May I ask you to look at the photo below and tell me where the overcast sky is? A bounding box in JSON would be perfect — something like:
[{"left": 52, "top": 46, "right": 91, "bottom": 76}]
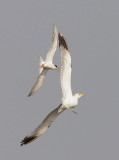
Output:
[{"left": 0, "top": 0, "right": 119, "bottom": 160}]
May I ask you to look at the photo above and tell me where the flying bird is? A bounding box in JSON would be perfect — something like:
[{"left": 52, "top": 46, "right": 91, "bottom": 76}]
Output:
[
  {"left": 58, "top": 33, "right": 85, "bottom": 114},
  {"left": 21, "top": 33, "right": 85, "bottom": 146},
  {"left": 28, "top": 25, "right": 59, "bottom": 97}
]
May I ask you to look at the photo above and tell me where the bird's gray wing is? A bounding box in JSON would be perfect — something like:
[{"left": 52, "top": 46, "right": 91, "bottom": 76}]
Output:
[
  {"left": 21, "top": 104, "right": 65, "bottom": 146},
  {"left": 28, "top": 69, "right": 48, "bottom": 97},
  {"left": 45, "top": 25, "right": 58, "bottom": 62}
]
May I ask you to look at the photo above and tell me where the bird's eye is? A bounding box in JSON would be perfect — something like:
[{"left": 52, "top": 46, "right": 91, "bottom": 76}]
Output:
[{"left": 55, "top": 65, "right": 57, "bottom": 67}]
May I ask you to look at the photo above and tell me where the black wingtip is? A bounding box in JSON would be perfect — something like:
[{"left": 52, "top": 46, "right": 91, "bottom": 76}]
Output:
[
  {"left": 28, "top": 90, "right": 33, "bottom": 97},
  {"left": 27, "top": 93, "right": 31, "bottom": 97},
  {"left": 58, "top": 33, "right": 69, "bottom": 51},
  {"left": 20, "top": 136, "right": 37, "bottom": 146}
]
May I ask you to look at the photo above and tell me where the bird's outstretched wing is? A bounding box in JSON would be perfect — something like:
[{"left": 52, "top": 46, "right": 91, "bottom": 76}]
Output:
[
  {"left": 45, "top": 25, "right": 58, "bottom": 62},
  {"left": 28, "top": 69, "right": 48, "bottom": 97},
  {"left": 21, "top": 104, "right": 65, "bottom": 146},
  {"left": 58, "top": 33, "right": 72, "bottom": 98}
]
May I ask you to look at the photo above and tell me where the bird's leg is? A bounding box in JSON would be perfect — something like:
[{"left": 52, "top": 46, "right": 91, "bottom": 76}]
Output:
[
  {"left": 39, "top": 63, "right": 45, "bottom": 68},
  {"left": 42, "top": 64, "right": 44, "bottom": 67},
  {"left": 42, "top": 63, "right": 45, "bottom": 67},
  {"left": 72, "top": 110, "right": 77, "bottom": 114},
  {"left": 68, "top": 108, "right": 77, "bottom": 114},
  {"left": 39, "top": 64, "right": 44, "bottom": 70}
]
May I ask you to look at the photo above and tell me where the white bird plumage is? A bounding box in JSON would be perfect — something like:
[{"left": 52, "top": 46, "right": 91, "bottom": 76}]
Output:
[
  {"left": 58, "top": 33, "right": 85, "bottom": 113},
  {"left": 21, "top": 33, "right": 85, "bottom": 146},
  {"left": 28, "top": 25, "right": 59, "bottom": 97}
]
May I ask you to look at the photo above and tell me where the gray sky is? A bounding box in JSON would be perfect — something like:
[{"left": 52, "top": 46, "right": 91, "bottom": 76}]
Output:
[{"left": 0, "top": 0, "right": 119, "bottom": 159}]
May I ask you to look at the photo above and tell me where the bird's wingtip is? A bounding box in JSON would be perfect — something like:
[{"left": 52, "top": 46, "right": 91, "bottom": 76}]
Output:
[
  {"left": 58, "top": 33, "right": 62, "bottom": 38},
  {"left": 20, "top": 135, "right": 38, "bottom": 146},
  {"left": 28, "top": 92, "right": 32, "bottom": 97},
  {"left": 58, "top": 33, "right": 69, "bottom": 51},
  {"left": 53, "top": 24, "right": 57, "bottom": 33},
  {"left": 53, "top": 24, "right": 56, "bottom": 28}
]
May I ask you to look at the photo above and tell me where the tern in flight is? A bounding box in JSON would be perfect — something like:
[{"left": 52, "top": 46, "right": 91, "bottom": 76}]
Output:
[
  {"left": 28, "top": 25, "right": 59, "bottom": 97},
  {"left": 21, "top": 33, "right": 85, "bottom": 146}
]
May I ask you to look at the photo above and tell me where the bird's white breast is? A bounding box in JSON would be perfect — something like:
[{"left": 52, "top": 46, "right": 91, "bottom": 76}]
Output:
[
  {"left": 62, "top": 96, "right": 78, "bottom": 109},
  {"left": 41, "top": 62, "right": 55, "bottom": 70}
]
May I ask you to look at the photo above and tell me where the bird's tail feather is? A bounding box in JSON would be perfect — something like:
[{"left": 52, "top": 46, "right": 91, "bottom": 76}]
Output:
[{"left": 39, "top": 56, "right": 44, "bottom": 65}]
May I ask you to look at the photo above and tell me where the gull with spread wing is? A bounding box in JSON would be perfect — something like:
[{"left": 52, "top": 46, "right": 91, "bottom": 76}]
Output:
[
  {"left": 28, "top": 25, "right": 59, "bottom": 97},
  {"left": 21, "top": 33, "right": 85, "bottom": 146},
  {"left": 58, "top": 33, "right": 85, "bottom": 114}
]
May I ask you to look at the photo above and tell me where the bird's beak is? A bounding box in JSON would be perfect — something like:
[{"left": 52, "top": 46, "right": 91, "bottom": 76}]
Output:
[
  {"left": 56, "top": 67, "right": 59, "bottom": 71},
  {"left": 81, "top": 94, "right": 85, "bottom": 97}
]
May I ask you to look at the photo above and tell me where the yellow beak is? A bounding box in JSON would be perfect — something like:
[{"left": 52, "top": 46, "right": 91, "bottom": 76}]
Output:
[{"left": 81, "top": 94, "right": 85, "bottom": 97}]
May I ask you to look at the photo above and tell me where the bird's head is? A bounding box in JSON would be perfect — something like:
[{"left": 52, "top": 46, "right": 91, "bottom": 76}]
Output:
[{"left": 75, "top": 93, "right": 85, "bottom": 99}]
